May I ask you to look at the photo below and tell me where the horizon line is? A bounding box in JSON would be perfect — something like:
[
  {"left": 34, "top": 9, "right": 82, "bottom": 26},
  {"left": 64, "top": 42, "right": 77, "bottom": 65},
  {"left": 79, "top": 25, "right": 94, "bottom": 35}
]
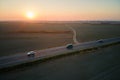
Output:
[{"left": 0, "top": 20, "right": 120, "bottom": 22}]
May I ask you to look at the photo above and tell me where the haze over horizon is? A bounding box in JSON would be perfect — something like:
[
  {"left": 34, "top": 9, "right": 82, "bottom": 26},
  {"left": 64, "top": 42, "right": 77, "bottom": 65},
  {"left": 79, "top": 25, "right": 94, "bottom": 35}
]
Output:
[{"left": 0, "top": 0, "right": 120, "bottom": 21}]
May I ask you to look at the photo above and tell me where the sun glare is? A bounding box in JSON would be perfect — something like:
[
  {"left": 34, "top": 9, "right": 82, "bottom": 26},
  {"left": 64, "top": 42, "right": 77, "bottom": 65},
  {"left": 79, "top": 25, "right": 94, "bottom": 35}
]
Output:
[{"left": 26, "top": 11, "right": 35, "bottom": 19}]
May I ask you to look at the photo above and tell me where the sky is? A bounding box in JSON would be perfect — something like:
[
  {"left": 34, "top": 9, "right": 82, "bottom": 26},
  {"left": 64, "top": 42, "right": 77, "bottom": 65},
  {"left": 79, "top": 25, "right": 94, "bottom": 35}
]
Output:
[{"left": 0, "top": 0, "right": 120, "bottom": 21}]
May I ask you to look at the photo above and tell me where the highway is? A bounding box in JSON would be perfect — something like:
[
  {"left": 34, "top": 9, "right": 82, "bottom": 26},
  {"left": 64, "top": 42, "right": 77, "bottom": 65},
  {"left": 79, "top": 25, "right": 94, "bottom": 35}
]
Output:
[{"left": 0, "top": 37, "right": 120, "bottom": 69}]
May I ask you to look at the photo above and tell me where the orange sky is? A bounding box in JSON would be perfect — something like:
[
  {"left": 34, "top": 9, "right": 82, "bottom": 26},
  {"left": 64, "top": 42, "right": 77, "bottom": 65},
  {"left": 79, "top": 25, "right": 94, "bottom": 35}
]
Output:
[{"left": 0, "top": 0, "right": 120, "bottom": 21}]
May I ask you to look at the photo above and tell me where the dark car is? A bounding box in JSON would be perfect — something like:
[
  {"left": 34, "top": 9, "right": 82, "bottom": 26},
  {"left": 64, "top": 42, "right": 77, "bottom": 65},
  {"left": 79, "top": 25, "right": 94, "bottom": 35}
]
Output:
[
  {"left": 98, "top": 40, "right": 104, "bottom": 43},
  {"left": 66, "top": 44, "right": 73, "bottom": 49}
]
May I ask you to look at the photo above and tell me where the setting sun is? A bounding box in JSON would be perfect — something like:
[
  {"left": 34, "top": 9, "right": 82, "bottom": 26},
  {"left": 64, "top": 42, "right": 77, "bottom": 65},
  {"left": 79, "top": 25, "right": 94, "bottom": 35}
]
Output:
[{"left": 26, "top": 11, "right": 35, "bottom": 19}]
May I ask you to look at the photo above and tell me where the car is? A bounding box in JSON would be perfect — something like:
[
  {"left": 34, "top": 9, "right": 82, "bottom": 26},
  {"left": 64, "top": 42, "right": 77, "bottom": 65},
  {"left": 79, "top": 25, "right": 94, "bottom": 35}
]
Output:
[
  {"left": 27, "top": 51, "right": 36, "bottom": 56},
  {"left": 97, "top": 40, "right": 104, "bottom": 43},
  {"left": 66, "top": 44, "right": 73, "bottom": 49}
]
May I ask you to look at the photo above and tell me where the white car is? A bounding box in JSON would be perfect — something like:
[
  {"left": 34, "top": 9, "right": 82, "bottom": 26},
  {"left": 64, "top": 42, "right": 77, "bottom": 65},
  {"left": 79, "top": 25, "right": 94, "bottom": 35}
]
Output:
[{"left": 27, "top": 51, "right": 36, "bottom": 56}]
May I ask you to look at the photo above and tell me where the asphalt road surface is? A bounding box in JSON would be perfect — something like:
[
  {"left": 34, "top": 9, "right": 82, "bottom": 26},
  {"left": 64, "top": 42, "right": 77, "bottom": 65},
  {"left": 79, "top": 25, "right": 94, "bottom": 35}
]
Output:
[
  {"left": 0, "top": 37, "right": 120, "bottom": 69},
  {"left": 0, "top": 40, "right": 120, "bottom": 80}
]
